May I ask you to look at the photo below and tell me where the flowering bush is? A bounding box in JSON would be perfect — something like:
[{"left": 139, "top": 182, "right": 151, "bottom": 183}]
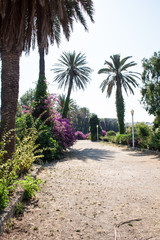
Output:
[
  {"left": 102, "top": 130, "right": 106, "bottom": 136},
  {"left": 52, "top": 118, "right": 76, "bottom": 149},
  {"left": 22, "top": 93, "right": 76, "bottom": 160},
  {"left": 75, "top": 131, "right": 90, "bottom": 140}
]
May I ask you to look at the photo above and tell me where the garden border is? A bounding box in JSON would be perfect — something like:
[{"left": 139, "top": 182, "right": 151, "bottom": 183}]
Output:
[{"left": 0, "top": 164, "right": 42, "bottom": 235}]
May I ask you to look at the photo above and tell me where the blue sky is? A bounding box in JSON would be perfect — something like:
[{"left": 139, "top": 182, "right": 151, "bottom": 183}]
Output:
[{"left": 20, "top": 0, "right": 160, "bottom": 123}]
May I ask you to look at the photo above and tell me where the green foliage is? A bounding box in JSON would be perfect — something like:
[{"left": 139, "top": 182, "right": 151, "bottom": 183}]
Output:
[
  {"left": 15, "top": 202, "right": 24, "bottom": 215},
  {"left": 19, "top": 175, "right": 42, "bottom": 200},
  {"left": 116, "top": 91, "right": 125, "bottom": 134},
  {"left": 36, "top": 124, "right": 60, "bottom": 160},
  {"left": 0, "top": 118, "right": 43, "bottom": 211},
  {"left": 16, "top": 114, "right": 60, "bottom": 161},
  {"left": 102, "top": 135, "right": 116, "bottom": 143},
  {"left": 141, "top": 52, "right": 160, "bottom": 124},
  {"left": 0, "top": 180, "right": 9, "bottom": 211},
  {"left": 33, "top": 76, "right": 48, "bottom": 118},
  {"left": 89, "top": 114, "right": 102, "bottom": 141},
  {"left": 17, "top": 88, "right": 35, "bottom": 117},
  {"left": 149, "top": 127, "right": 160, "bottom": 151},
  {"left": 52, "top": 51, "right": 92, "bottom": 119},
  {"left": 98, "top": 54, "right": 139, "bottom": 134},
  {"left": 126, "top": 123, "right": 151, "bottom": 148},
  {"left": 107, "top": 130, "right": 116, "bottom": 136},
  {"left": 115, "top": 134, "right": 131, "bottom": 145},
  {"left": 100, "top": 118, "right": 119, "bottom": 132}
]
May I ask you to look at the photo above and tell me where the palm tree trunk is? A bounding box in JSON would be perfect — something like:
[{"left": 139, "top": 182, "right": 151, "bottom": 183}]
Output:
[
  {"left": 0, "top": 48, "right": 20, "bottom": 159},
  {"left": 116, "top": 89, "right": 125, "bottom": 134},
  {"left": 62, "top": 80, "right": 73, "bottom": 118}
]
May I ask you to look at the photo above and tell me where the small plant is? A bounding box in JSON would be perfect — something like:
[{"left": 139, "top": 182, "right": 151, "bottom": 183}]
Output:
[
  {"left": 15, "top": 202, "right": 24, "bottom": 215},
  {"left": 33, "top": 226, "right": 38, "bottom": 231},
  {"left": 19, "top": 175, "right": 42, "bottom": 200}
]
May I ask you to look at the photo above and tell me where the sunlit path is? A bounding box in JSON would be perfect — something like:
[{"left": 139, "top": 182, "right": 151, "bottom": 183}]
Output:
[{"left": 1, "top": 140, "right": 160, "bottom": 240}]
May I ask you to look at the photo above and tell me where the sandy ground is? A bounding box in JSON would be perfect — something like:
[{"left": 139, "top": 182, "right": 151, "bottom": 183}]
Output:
[{"left": 1, "top": 140, "right": 160, "bottom": 240}]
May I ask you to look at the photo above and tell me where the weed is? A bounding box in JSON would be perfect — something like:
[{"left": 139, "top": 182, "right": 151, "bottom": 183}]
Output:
[{"left": 15, "top": 202, "right": 24, "bottom": 215}]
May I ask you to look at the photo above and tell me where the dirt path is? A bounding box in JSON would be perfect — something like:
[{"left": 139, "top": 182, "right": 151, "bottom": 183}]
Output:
[{"left": 1, "top": 140, "right": 160, "bottom": 240}]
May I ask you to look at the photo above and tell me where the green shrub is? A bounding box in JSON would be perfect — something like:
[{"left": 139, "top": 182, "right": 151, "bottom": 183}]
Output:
[
  {"left": 16, "top": 114, "right": 61, "bottom": 161},
  {"left": 102, "top": 135, "right": 117, "bottom": 143},
  {"left": 15, "top": 202, "right": 24, "bottom": 215},
  {"left": 106, "top": 130, "right": 116, "bottom": 136},
  {"left": 115, "top": 134, "right": 131, "bottom": 145},
  {"left": 126, "top": 123, "right": 152, "bottom": 148},
  {"left": 0, "top": 181, "right": 9, "bottom": 211},
  {"left": 19, "top": 175, "right": 42, "bottom": 200},
  {"left": 36, "top": 124, "right": 60, "bottom": 160},
  {"left": 149, "top": 127, "right": 160, "bottom": 151}
]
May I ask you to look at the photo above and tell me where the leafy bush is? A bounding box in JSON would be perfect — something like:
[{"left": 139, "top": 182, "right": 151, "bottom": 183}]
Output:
[
  {"left": 149, "top": 127, "right": 160, "bottom": 150},
  {"left": 102, "top": 135, "right": 116, "bottom": 143},
  {"left": 22, "top": 93, "right": 77, "bottom": 161},
  {"left": 126, "top": 123, "right": 151, "bottom": 148},
  {"left": 115, "top": 134, "right": 131, "bottom": 145},
  {"left": 15, "top": 202, "right": 24, "bottom": 215},
  {"left": 106, "top": 130, "right": 116, "bottom": 136},
  {"left": 36, "top": 123, "right": 60, "bottom": 160},
  {"left": 0, "top": 180, "right": 9, "bottom": 211},
  {"left": 19, "top": 175, "right": 42, "bottom": 200}
]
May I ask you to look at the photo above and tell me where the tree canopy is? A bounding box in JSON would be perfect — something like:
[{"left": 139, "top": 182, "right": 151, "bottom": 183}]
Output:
[{"left": 141, "top": 51, "right": 160, "bottom": 126}]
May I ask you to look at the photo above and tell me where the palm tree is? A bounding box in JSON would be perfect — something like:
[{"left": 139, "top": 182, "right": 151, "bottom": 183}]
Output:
[
  {"left": 52, "top": 51, "right": 92, "bottom": 118},
  {"left": 0, "top": 0, "right": 94, "bottom": 159},
  {"left": 98, "top": 54, "right": 140, "bottom": 134}
]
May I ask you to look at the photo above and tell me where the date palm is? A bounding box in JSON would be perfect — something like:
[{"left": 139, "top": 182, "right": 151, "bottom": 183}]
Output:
[
  {"left": 52, "top": 51, "right": 92, "bottom": 118},
  {"left": 0, "top": 0, "right": 94, "bottom": 158},
  {"left": 98, "top": 54, "right": 140, "bottom": 134}
]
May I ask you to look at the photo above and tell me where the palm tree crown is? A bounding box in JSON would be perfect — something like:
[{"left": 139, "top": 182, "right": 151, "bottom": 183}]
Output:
[
  {"left": 98, "top": 54, "right": 140, "bottom": 97},
  {"left": 98, "top": 54, "right": 140, "bottom": 134},
  {"left": 52, "top": 51, "right": 92, "bottom": 118},
  {"left": 52, "top": 51, "right": 92, "bottom": 90}
]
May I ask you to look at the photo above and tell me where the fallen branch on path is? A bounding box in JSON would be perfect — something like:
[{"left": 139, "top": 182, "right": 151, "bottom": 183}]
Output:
[{"left": 114, "top": 218, "right": 142, "bottom": 240}]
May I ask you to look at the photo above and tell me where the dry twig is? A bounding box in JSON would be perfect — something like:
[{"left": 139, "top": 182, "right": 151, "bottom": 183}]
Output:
[{"left": 114, "top": 218, "right": 142, "bottom": 240}]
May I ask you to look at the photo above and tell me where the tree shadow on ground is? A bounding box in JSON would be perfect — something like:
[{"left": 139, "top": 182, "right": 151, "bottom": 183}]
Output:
[
  {"left": 122, "top": 147, "right": 160, "bottom": 160},
  {"left": 43, "top": 147, "right": 116, "bottom": 168},
  {"left": 63, "top": 147, "right": 115, "bottom": 162}
]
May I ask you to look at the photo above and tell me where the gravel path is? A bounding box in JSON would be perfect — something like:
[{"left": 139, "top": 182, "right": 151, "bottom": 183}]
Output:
[{"left": 1, "top": 140, "right": 160, "bottom": 240}]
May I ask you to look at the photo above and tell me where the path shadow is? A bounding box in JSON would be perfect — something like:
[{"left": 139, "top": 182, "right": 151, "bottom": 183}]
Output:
[
  {"left": 43, "top": 147, "right": 116, "bottom": 168},
  {"left": 122, "top": 147, "right": 160, "bottom": 160},
  {"left": 63, "top": 147, "right": 115, "bottom": 162}
]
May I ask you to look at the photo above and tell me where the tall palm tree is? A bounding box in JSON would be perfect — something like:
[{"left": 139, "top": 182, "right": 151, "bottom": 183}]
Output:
[
  {"left": 98, "top": 54, "right": 140, "bottom": 134},
  {"left": 52, "top": 51, "right": 92, "bottom": 118},
  {"left": 0, "top": 0, "right": 94, "bottom": 159}
]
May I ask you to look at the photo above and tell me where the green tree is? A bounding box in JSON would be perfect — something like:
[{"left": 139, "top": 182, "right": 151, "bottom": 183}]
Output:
[
  {"left": 19, "top": 89, "right": 35, "bottom": 108},
  {"left": 52, "top": 51, "right": 92, "bottom": 118},
  {"left": 89, "top": 114, "right": 101, "bottom": 141},
  {"left": 17, "top": 88, "right": 35, "bottom": 117},
  {"left": 0, "top": 0, "right": 94, "bottom": 158},
  {"left": 98, "top": 54, "right": 140, "bottom": 134},
  {"left": 76, "top": 107, "right": 91, "bottom": 133},
  {"left": 141, "top": 51, "right": 160, "bottom": 127}
]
